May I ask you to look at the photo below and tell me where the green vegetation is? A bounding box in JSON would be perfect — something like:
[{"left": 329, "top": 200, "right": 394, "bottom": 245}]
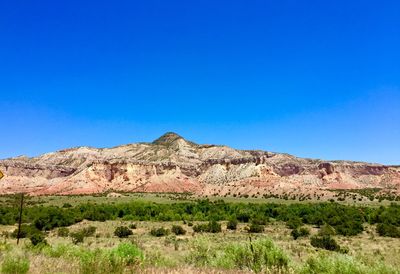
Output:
[
  {"left": 226, "top": 218, "right": 238, "bottom": 230},
  {"left": 300, "top": 253, "right": 398, "bottom": 274},
  {"left": 376, "top": 223, "right": 400, "bottom": 238},
  {"left": 171, "top": 225, "right": 186, "bottom": 235},
  {"left": 1, "top": 255, "right": 30, "bottom": 274},
  {"left": 187, "top": 236, "right": 289, "bottom": 272},
  {"left": 150, "top": 227, "right": 170, "bottom": 237},
  {"left": 0, "top": 195, "right": 400, "bottom": 273},
  {"left": 57, "top": 227, "right": 70, "bottom": 237},
  {"left": 247, "top": 222, "right": 264, "bottom": 233},
  {"left": 193, "top": 220, "right": 222, "bottom": 233},
  {"left": 291, "top": 227, "right": 310, "bottom": 239},
  {"left": 310, "top": 235, "right": 341, "bottom": 251},
  {"left": 1, "top": 198, "right": 400, "bottom": 239},
  {"left": 29, "top": 233, "right": 47, "bottom": 246},
  {"left": 114, "top": 226, "right": 133, "bottom": 238}
]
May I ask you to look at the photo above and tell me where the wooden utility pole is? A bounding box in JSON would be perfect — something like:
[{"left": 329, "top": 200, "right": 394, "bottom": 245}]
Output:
[{"left": 16, "top": 193, "right": 24, "bottom": 245}]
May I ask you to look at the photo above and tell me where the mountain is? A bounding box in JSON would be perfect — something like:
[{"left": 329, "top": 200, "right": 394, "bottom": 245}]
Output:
[{"left": 0, "top": 132, "right": 399, "bottom": 198}]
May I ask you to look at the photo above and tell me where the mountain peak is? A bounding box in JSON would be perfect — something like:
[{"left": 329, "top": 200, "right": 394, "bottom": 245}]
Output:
[{"left": 152, "top": 132, "right": 185, "bottom": 145}]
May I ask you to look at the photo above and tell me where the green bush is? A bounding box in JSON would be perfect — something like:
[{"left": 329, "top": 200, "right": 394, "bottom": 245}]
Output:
[
  {"left": 300, "top": 253, "right": 398, "bottom": 274},
  {"left": 247, "top": 223, "right": 264, "bottom": 233},
  {"left": 1, "top": 256, "right": 30, "bottom": 274},
  {"left": 286, "top": 217, "right": 303, "bottom": 229},
  {"left": 109, "top": 242, "right": 144, "bottom": 266},
  {"left": 150, "top": 227, "right": 169, "bottom": 237},
  {"left": 310, "top": 235, "right": 340, "bottom": 252},
  {"left": 193, "top": 221, "right": 221, "bottom": 233},
  {"left": 318, "top": 224, "right": 336, "bottom": 236},
  {"left": 81, "top": 226, "right": 97, "bottom": 237},
  {"left": 57, "top": 227, "right": 70, "bottom": 237},
  {"left": 208, "top": 220, "right": 222, "bottom": 233},
  {"left": 217, "top": 238, "right": 289, "bottom": 272},
  {"left": 171, "top": 225, "right": 186, "bottom": 235},
  {"left": 376, "top": 223, "right": 400, "bottom": 238},
  {"left": 42, "top": 243, "right": 143, "bottom": 274},
  {"left": 227, "top": 219, "right": 238, "bottom": 230},
  {"left": 129, "top": 223, "right": 137, "bottom": 229},
  {"left": 114, "top": 226, "right": 133, "bottom": 238},
  {"left": 193, "top": 223, "right": 209, "bottom": 233},
  {"left": 186, "top": 237, "right": 216, "bottom": 267},
  {"left": 291, "top": 227, "right": 310, "bottom": 240},
  {"left": 70, "top": 232, "right": 85, "bottom": 244},
  {"left": 30, "top": 233, "right": 47, "bottom": 246},
  {"left": 11, "top": 224, "right": 40, "bottom": 239},
  {"left": 251, "top": 217, "right": 268, "bottom": 226}
]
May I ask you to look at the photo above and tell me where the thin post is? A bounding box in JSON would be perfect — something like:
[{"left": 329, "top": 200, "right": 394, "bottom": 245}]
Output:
[{"left": 16, "top": 193, "right": 24, "bottom": 245}]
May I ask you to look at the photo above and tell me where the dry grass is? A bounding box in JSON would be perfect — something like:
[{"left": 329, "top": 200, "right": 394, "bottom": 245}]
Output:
[{"left": 1, "top": 219, "right": 399, "bottom": 273}]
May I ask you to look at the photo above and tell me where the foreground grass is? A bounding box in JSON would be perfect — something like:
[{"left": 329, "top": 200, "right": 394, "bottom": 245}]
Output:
[{"left": 1, "top": 220, "right": 399, "bottom": 273}]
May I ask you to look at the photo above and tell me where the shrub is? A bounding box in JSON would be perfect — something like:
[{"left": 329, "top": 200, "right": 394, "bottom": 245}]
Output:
[
  {"left": 11, "top": 224, "right": 40, "bottom": 239},
  {"left": 129, "top": 223, "right": 137, "bottom": 229},
  {"left": 193, "top": 221, "right": 221, "bottom": 233},
  {"left": 335, "top": 221, "right": 364, "bottom": 236},
  {"left": 114, "top": 226, "right": 133, "bottom": 238},
  {"left": 81, "top": 226, "right": 97, "bottom": 237},
  {"left": 109, "top": 242, "right": 144, "bottom": 266},
  {"left": 247, "top": 223, "right": 264, "bottom": 233},
  {"left": 208, "top": 220, "right": 222, "bottom": 233},
  {"left": 227, "top": 219, "right": 238, "bottom": 230},
  {"left": 251, "top": 217, "right": 268, "bottom": 226},
  {"left": 310, "top": 235, "right": 340, "bottom": 251},
  {"left": 1, "top": 256, "right": 30, "bottom": 274},
  {"left": 150, "top": 227, "right": 169, "bottom": 237},
  {"left": 171, "top": 225, "right": 186, "bottom": 235},
  {"left": 291, "top": 227, "right": 310, "bottom": 240},
  {"left": 300, "top": 253, "right": 398, "bottom": 274},
  {"left": 186, "top": 237, "right": 216, "bottom": 267},
  {"left": 57, "top": 227, "right": 70, "bottom": 237},
  {"left": 70, "top": 232, "right": 85, "bottom": 244},
  {"left": 376, "top": 223, "right": 400, "bottom": 238},
  {"left": 30, "top": 233, "right": 47, "bottom": 246},
  {"left": 218, "top": 238, "right": 289, "bottom": 272},
  {"left": 286, "top": 217, "right": 303, "bottom": 229},
  {"left": 318, "top": 224, "right": 336, "bottom": 236},
  {"left": 193, "top": 223, "right": 209, "bottom": 233}
]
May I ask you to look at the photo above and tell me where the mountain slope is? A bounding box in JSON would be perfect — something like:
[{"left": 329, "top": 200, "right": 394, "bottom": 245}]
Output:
[{"left": 0, "top": 132, "right": 399, "bottom": 198}]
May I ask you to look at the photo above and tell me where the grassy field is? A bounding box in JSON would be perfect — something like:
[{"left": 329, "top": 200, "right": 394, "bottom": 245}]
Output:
[
  {"left": 0, "top": 191, "right": 398, "bottom": 207},
  {"left": 1, "top": 194, "right": 400, "bottom": 273}
]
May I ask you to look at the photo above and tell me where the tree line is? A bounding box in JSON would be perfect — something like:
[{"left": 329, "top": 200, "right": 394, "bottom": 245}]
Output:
[{"left": 0, "top": 199, "right": 399, "bottom": 237}]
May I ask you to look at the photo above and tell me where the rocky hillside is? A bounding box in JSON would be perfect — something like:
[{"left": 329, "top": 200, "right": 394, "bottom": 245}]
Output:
[{"left": 0, "top": 132, "right": 399, "bottom": 198}]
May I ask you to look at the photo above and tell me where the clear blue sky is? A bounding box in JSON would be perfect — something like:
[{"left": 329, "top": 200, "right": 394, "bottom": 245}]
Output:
[{"left": 0, "top": 1, "right": 399, "bottom": 164}]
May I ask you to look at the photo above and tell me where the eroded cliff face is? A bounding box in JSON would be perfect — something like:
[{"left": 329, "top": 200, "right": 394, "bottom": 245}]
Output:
[{"left": 0, "top": 132, "right": 399, "bottom": 197}]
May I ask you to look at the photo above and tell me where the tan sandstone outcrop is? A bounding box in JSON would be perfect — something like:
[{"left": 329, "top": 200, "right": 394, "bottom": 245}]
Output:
[{"left": 0, "top": 132, "right": 399, "bottom": 197}]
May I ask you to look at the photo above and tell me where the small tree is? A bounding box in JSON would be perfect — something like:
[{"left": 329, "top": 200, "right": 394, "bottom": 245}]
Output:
[
  {"left": 247, "top": 223, "right": 264, "bottom": 233},
  {"left": 227, "top": 219, "right": 238, "bottom": 230},
  {"left": 114, "top": 226, "right": 133, "bottom": 238},
  {"left": 310, "top": 235, "right": 340, "bottom": 251},
  {"left": 318, "top": 224, "right": 336, "bottom": 236},
  {"left": 29, "top": 233, "right": 47, "bottom": 246},
  {"left": 150, "top": 227, "right": 169, "bottom": 237},
  {"left": 171, "top": 225, "right": 186, "bottom": 235},
  {"left": 208, "top": 221, "right": 222, "bottom": 233},
  {"left": 70, "top": 232, "right": 84, "bottom": 244},
  {"left": 81, "top": 226, "right": 97, "bottom": 237},
  {"left": 291, "top": 227, "right": 310, "bottom": 240}
]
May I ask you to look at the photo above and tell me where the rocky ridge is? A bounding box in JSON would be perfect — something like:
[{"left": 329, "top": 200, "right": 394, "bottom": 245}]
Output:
[{"left": 0, "top": 132, "right": 399, "bottom": 198}]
